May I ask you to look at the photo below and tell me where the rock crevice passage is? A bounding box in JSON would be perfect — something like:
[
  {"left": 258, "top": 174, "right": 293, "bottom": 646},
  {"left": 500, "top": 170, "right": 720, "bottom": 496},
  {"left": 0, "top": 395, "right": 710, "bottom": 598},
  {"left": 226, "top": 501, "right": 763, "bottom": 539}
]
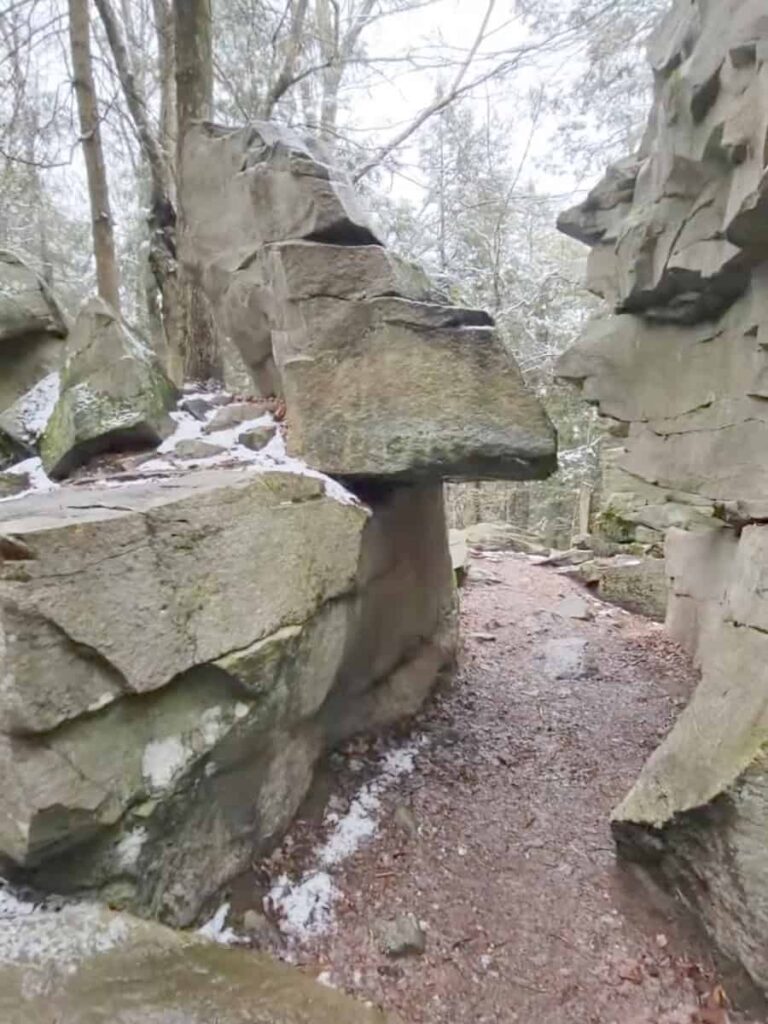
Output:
[
  {"left": 558, "top": 0, "right": 768, "bottom": 993},
  {"left": 227, "top": 552, "right": 765, "bottom": 1024}
]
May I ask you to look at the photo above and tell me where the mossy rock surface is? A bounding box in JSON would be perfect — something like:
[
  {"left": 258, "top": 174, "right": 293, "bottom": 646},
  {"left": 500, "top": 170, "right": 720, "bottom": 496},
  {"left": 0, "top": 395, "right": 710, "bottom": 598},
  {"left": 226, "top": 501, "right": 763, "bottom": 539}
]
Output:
[{"left": 40, "top": 298, "right": 177, "bottom": 478}]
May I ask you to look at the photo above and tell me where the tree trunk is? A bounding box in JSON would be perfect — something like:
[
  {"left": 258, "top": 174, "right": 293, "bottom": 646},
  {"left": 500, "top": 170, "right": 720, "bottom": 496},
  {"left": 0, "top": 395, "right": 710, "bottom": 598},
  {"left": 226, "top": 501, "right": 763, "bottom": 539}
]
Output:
[
  {"left": 94, "top": 0, "right": 178, "bottom": 368},
  {"left": 174, "top": 0, "right": 220, "bottom": 382},
  {"left": 68, "top": 0, "right": 121, "bottom": 313}
]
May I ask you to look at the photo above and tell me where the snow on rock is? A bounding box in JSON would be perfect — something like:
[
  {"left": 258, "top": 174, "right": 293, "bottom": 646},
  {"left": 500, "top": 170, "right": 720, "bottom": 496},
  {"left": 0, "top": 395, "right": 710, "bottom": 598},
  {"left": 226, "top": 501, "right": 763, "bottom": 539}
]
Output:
[
  {"left": 268, "top": 740, "right": 422, "bottom": 943},
  {"left": 0, "top": 879, "right": 130, "bottom": 971},
  {"left": 197, "top": 901, "right": 241, "bottom": 945},
  {"left": 0, "top": 386, "right": 359, "bottom": 508},
  {"left": 0, "top": 456, "right": 58, "bottom": 503},
  {"left": 133, "top": 394, "right": 359, "bottom": 507},
  {"left": 6, "top": 371, "right": 60, "bottom": 444}
]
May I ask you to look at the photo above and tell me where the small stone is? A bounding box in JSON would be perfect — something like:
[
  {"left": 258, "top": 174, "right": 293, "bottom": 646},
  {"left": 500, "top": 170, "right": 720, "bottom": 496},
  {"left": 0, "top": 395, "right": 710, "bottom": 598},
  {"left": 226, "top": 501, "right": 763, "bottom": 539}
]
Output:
[
  {"left": 392, "top": 803, "right": 418, "bottom": 836},
  {"left": 172, "top": 439, "right": 227, "bottom": 460},
  {"left": 376, "top": 913, "right": 427, "bottom": 957},
  {"left": 469, "top": 632, "right": 496, "bottom": 642},
  {"left": 204, "top": 402, "right": 266, "bottom": 433},
  {"left": 179, "top": 396, "right": 215, "bottom": 421},
  {"left": 542, "top": 637, "right": 591, "bottom": 680},
  {"left": 556, "top": 595, "right": 593, "bottom": 621},
  {"left": 238, "top": 424, "right": 277, "bottom": 452}
]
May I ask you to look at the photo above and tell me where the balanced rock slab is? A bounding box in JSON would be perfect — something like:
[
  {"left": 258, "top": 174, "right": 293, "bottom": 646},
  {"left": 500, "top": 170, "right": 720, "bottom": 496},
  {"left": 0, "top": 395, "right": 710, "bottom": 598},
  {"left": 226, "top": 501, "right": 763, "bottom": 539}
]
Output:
[
  {"left": 40, "top": 298, "right": 177, "bottom": 478},
  {"left": 181, "top": 123, "right": 557, "bottom": 483}
]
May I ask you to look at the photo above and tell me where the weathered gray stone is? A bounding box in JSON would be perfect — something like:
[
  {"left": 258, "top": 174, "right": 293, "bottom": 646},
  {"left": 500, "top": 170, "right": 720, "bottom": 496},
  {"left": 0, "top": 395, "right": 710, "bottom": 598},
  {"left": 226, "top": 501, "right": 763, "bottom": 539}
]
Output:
[
  {"left": 559, "top": 0, "right": 768, "bottom": 991},
  {"left": 203, "top": 401, "right": 267, "bottom": 433},
  {"left": 180, "top": 122, "right": 556, "bottom": 482},
  {"left": 0, "top": 469, "right": 456, "bottom": 926},
  {"left": 237, "top": 424, "right": 276, "bottom": 451},
  {"left": 40, "top": 299, "right": 177, "bottom": 479},
  {"left": 271, "top": 287, "right": 556, "bottom": 482},
  {"left": 0, "top": 900, "right": 387, "bottom": 1023},
  {"left": 0, "top": 371, "right": 60, "bottom": 460},
  {"left": 578, "top": 556, "right": 668, "bottom": 621},
  {"left": 0, "top": 252, "right": 66, "bottom": 415},
  {"left": 375, "top": 913, "right": 426, "bottom": 957},
  {"left": 172, "top": 438, "right": 227, "bottom": 459},
  {"left": 0, "top": 250, "right": 66, "bottom": 344}
]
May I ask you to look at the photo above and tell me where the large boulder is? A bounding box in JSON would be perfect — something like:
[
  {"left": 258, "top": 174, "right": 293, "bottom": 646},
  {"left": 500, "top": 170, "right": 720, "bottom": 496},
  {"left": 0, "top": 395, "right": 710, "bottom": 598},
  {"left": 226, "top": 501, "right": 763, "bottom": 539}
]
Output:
[
  {"left": 558, "top": 0, "right": 768, "bottom": 991},
  {"left": 40, "top": 298, "right": 177, "bottom": 478},
  {"left": 0, "top": 251, "right": 66, "bottom": 415},
  {"left": 0, "top": 898, "right": 388, "bottom": 1023},
  {"left": 0, "top": 467, "right": 456, "bottom": 925},
  {"left": 179, "top": 122, "right": 557, "bottom": 482}
]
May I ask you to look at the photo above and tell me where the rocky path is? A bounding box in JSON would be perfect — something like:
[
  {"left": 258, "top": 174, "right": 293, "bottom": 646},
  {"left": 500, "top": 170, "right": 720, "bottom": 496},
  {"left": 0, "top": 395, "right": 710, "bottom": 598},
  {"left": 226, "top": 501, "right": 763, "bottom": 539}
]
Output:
[{"left": 232, "top": 552, "right": 766, "bottom": 1024}]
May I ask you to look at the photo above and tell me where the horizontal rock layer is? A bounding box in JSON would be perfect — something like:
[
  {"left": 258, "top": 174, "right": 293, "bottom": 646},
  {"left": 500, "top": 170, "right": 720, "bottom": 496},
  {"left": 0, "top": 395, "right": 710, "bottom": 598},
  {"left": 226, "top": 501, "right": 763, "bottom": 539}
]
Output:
[{"left": 0, "top": 467, "right": 456, "bottom": 925}]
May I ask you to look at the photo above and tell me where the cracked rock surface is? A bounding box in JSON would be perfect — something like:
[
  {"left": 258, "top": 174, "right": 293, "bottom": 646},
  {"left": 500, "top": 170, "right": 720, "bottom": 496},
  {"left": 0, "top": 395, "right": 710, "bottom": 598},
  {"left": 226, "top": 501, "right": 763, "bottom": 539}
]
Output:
[{"left": 558, "top": 0, "right": 768, "bottom": 991}]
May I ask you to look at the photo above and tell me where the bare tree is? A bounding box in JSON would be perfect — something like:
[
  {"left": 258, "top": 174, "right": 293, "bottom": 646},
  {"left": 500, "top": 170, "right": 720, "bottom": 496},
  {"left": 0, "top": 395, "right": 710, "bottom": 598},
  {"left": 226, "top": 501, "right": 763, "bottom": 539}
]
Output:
[
  {"left": 174, "top": 0, "right": 219, "bottom": 381},
  {"left": 68, "top": 0, "right": 121, "bottom": 313},
  {"left": 93, "top": 0, "right": 178, "bottom": 362}
]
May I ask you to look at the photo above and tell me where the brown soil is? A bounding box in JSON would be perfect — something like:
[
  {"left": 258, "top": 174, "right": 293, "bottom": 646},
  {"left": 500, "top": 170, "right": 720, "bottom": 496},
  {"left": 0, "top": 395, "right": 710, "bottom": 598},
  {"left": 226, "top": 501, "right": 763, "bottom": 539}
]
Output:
[{"left": 233, "top": 552, "right": 768, "bottom": 1024}]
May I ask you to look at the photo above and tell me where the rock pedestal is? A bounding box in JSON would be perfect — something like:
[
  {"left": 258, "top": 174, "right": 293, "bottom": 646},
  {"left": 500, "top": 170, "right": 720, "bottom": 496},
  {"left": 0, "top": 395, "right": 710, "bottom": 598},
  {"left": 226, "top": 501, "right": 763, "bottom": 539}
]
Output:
[
  {"left": 558, "top": 0, "right": 768, "bottom": 991},
  {"left": 0, "top": 116, "right": 555, "bottom": 969}
]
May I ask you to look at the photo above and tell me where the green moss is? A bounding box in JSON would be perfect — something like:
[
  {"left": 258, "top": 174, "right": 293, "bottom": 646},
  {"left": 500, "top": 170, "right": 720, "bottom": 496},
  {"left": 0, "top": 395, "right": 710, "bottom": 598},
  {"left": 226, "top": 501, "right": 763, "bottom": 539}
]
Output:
[{"left": 597, "top": 505, "right": 637, "bottom": 544}]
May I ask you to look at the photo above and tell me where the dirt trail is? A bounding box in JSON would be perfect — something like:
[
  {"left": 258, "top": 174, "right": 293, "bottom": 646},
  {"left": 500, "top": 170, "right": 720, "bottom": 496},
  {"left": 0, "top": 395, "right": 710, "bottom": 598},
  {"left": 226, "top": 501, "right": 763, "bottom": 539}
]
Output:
[{"left": 235, "top": 552, "right": 767, "bottom": 1023}]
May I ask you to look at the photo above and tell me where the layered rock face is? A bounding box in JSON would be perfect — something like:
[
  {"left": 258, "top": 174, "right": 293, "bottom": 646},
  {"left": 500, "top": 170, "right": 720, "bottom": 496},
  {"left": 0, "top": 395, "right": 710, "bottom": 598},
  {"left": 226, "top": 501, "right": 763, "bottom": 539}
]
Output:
[
  {"left": 0, "top": 460, "right": 456, "bottom": 927},
  {"left": 558, "top": 0, "right": 768, "bottom": 989},
  {"left": 180, "top": 122, "right": 557, "bottom": 481},
  {"left": 0, "top": 122, "right": 555, "bottom": 930}
]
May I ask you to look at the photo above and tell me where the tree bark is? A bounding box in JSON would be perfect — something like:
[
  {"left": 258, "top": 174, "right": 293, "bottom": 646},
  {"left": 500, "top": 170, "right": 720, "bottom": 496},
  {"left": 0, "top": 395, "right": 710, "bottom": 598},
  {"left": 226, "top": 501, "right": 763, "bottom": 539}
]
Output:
[
  {"left": 94, "top": 0, "right": 178, "bottom": 368},
  {"left": 68, "top": 0, "right": 121, "bottom": 313},
  {"left": 174, "top": 0, "right": 220, "bottom": 382}
]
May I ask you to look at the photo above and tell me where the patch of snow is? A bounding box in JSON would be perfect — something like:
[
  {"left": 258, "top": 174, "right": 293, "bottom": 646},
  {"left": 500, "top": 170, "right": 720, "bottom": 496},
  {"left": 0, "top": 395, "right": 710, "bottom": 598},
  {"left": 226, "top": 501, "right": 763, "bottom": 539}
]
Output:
[
  {"left": 197, "top": 901, "right": 241, "bottom": 945},
  {"left": 141, "top": 735, "right": 189, "bottom": 793},
  {"left": 7, "top": 372, "right": 60, "bottom": 442},
  {"left": 128, "top": 404, "right": 360, "bottom": 507},
  {"left": 114, "top": 827, "right": 146, "bottom": 870},
  {"left": 268, "top": 739, "right": 422, "bottom": 942},
  {"left": 0, "top": 881, "right": 131, "bottom": 972},
  {"left": 86, "top": 692, "right": 115, "bottom": 714},
  {"left": 268, "top": 870, "right": 337, "bottom": 941},
  {"left": 157, "top": 409, "right": 204, "bottom": 452},
  {"left": 199, "top": 706, "right": 228, "bottom": 747},
  {"left": 0, "top": 884, "right": 36, "bottom": 919}
]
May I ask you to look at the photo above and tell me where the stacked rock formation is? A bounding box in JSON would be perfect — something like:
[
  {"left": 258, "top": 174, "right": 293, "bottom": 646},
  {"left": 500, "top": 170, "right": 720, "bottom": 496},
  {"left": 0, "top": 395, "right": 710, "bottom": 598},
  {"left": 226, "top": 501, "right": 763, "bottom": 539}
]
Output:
[
  {"left": 0, "top": 122, "right": 555, "bottom": 933},
  {"left": 558, "top": 0, "right": 768, "bottom": 991}
]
